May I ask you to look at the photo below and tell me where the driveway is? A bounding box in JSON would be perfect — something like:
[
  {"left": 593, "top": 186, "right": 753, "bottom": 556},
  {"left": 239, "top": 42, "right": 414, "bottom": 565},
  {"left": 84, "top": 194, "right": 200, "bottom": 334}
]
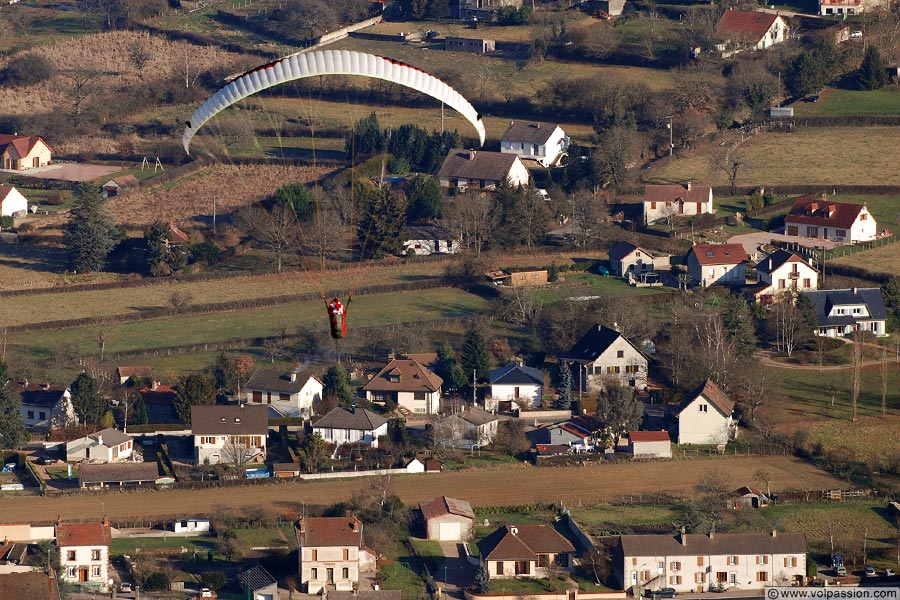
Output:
[
  {"left": 437, "top": 541, "right": 477, "bottom": 598},
  {"left": 4, "top": 162, "right": 121, "bottom": 182},
  {"left": 728, "top": 230, "right": 841, "bottom": 258}
]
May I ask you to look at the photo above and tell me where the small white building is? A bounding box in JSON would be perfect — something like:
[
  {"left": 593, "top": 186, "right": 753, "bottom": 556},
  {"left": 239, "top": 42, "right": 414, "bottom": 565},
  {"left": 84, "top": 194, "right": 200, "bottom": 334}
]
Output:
[
  {"left": 489, "top": 364, "right": 544, "bottom": 408},
  {"left": 191, "top": 404, "right": 269, "bottom": 466},
  {"left": 686, "top": 243, "right": 749, "bottom": 288},
  {"left": 404, "top": 224, "right": 460, "bottom": 256},
  {"left": 437, "top": 150, "right": 530, "bottom": 190},
  {"left": 676, "top": 379, "right": 736, "bottom": 446},
  {"left": 312, "top": 406, "right": 388, "bottom": 449},
  {"left": 0, "top": 134, "right": 52, "bottom": 171},
  {"left": 243, "top": 367, "right": 323, "bottom": 418},
  {"left": 173, "top": 518, "right": 211, "bottom": 534},
  {"left": 784, "top": 196, "right": 878, "bottom": 244},
  {"left": 17, "top": 383, "right": 76, "bottom": 431},
  {"left": 66, "top": 428, "right": 133, "bottom": 463},
  {"left": 627, "top": 431, "right": 672, "bottom": 458},
  {"left": 56, "top": 517, "right": 111, "bottom": 590},
  {"left": 101, "top": 174, "right": 139, "bottom": 198},
  {"left": 420, "top": 496, "right": 476, "bottom": 541},
  {"left": 0, "top": 185, "right": 28, "bottom": 218},
  {"left": 643, "top": 183, "right": 714, "bottom": 225},
  {"left": 499, "top": 121, "right": 570, "bottom": 168},
  {"left": 609, "top": 241, "right": 671, "bottom": 277}
]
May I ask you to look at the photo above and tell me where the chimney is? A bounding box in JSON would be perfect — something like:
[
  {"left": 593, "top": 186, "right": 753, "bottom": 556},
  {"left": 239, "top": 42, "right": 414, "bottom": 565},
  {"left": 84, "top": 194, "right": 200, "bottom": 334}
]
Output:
[
  {"left": 771, "top": 529, "right": 777, "bottom": 538},
  {"left": 510, "top": 526, "right": 518, "bottom": 535},
  {"left": 102, "top": 515, "right": 110, "bottom": 527},
  {"left": 686, "top": 181, "right": 692, "bottom": 191},
  {"left": 299, "top": 518, "right": 306, "bottom": 535},
  {"left": 709, "top": 523, "right": 715, "bottom": 539},
  {"left": 151, "top": 380, "right": 159, "bottom": 391},
  {"left": 468, "top": 150, "right": 477, "bottom": 161},
  {"left": 290, "top": 370, "right": 297, "bottom": 383},
  {"left": 351, "top": 519, "right": 359, "bottom": 533},
  {"left": 96, "top": 434, "right": 103, "bottom": 446},
  {"left": 613, "top": 322, "right": 620, "bottom": 332},
  {"left": 852, "top": 287, "right": 858, "bottom": 294},
  {"left": 56, "top": 515, "right": 61, "bottom": 527},
  {"left": 42, "top": 382, "right": 50, "bottom": 390},
  {"left": 680, "top": 526, "right": 687, "bottom": 546},
  {"left": 23, "top": 378, "right": 28, "bottom": 388}
]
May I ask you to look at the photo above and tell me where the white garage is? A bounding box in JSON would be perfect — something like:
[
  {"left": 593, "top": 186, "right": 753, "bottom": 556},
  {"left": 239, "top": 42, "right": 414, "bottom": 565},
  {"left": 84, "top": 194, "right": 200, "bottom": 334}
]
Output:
[{"left": 420, "top": 496, "right": 475, "bottom": 542}]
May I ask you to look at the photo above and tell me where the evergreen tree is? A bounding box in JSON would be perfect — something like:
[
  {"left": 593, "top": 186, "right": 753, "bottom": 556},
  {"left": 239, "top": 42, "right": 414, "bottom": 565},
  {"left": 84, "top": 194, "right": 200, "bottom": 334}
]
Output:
[
  {"left": 134, "top": 393, "right": 149, "bottom": 425},
  {"left": 63, "top": 183, "right": 121, "bottom": 273},
  {"left": 358, "top": 186, "right": 407, "bottom": 259},
  {"left": 406, "top": 174, "right": 443, "bottom": 222},
  {"left": 144, "top": 220, "right": 186, "bottom": 276},
  {"left": 173, "top": 373, "right": 216, "bottom": 424},
  {"left": 475, "top": 560, "right": 490, "bottom": 593},
  {"left": 0, "top": 359, "right": 28, "bottom": 449},
  {"left": 595, "top": 384, "right": 643, "bottom": 449},
  {"left": 460, "top": 328, "right": 490, "bottom": 383},
  {"left": 271, "top": 182, "right": 314, "bottom": 221},
  {"left": 858, "top": 45, "right": 888, "bottom": 91},
  {"left": 212, "top": 351, "right": 237, "bottom": 396},
  {"left": 785, "top": 42, "right": 839, "bottom": 99},
  {"left": 323, "top": 365, "right": 354, "bottom": 405},
  {"left": 722, "top": 296, "right": 757, "bottom": 357},
  {"left": 345, "top": 112, "right": 383, "bottom": 164},
  {"left": 70, "top": 371, "right": 105, "bottom": 425},
  {"left": 434, "top": 342, "right": 468, "bottom": 393},
  {"left": 556, "top": 362, "right": 573, "bottom": 410}
]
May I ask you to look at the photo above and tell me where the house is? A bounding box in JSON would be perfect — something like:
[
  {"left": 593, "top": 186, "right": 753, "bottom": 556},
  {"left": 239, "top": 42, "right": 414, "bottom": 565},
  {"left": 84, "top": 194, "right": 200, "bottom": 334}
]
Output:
[
  {"left": 592, "top": 0, "right": 626, "bottom": 16},
  {"left": 558, "top": 324, "right": 648, "bottom": 391},
  {"left": 750, "top": 249, "right": 818, "bottom": 303},
  {"left": 527, "top": 420, "right": 593, "bottom": 449},
  {"left": 238, "top": 564, "right": 278, "bottom": 600},
  {"left": 609, "top": 241, "right": 671, "bottom": 277},
  {"left": 56, "top": 517, "right": 111, "bottom": 590},
  {"left": 618, "top": 529, "right": 807, "bottom": 593},
  {"left": 419, "top": 496, "right": 475, "bottom": 541},
  {"left": 66, "top": 428, "right": 133, "bottom": 463},
  {"left": 477, "top": 525, "right": 575, "bottom": 579},
  {"left": 642, "top": 183, "right": 714, "bottom": 225},
  {"left": 173, "top": 518, "right": 211, "bottom": 533},
  {"left": 686, "top": 243, "right": 749, "bottom": 288},
  {"left": 729, "top": 487, "right": 770, "bottom": 509},
  {"left": 449, "top": 0, "right": 522, "bottom": 20},
  {"left": 364, "top": 358, "right": 443, "bottom": 415},
  {"left": 820, "top": 0, "right": 886, "bottom": 16},
  {"left": 78, "top": 462, "right": 162, "bottom": 489},
  {"left": 403, "top": 223, "right": 460, "bottom": 256},
  {"left": 714, "top": 10, "right": 788, "bottom": 54},
  {"left": 510, "top": 269, "right": 548, "bottom": 287},
  {"left": 17, "top": 382, "right": 76, "bottom": 431},
  {"left": 0, "top": 185, "right": 28, "bottom": 218},
  {"left": 432, "top": 406, "right": 501, "bottom": 448},
  {"left": 437, "top": 150, "right": 529, "bottom": 190},
  {"left": 627, "top": 431, "right": 672, "bottom": 458},
  {"left": 115, "top": 366, "right": 153, "bottom": 386},
  {"left": 676, "top": 379, "right": 736, "bottom": 446},
  {"left": 0, "top": 541, "right": 28, "bottom": 565},
  {"left": 297, "top": 516, "right": 376, "bottom": 593},
  {"left": 489, "top": 364, "right": 544, "bottom": 409},
  {"left": 500, "top": 121, "right": 570, "bottom": 168},
  {"left": 138, "top": 383, "right": 178, "bottom": 423},
  {"left": 164, "top": 222, "right": 190, "bottom": 248},
  {"left": 803, "top": 287, "right": 888, "bottom": 337},
  {"left": 101, "top": 174, "right": 140, "bottom": 198},
  {"left": 312, "top": 406, "right": 388, "bottom": 449},
  {"left": 0, "top": 134, "right": 52, "bottom": 171},
  {"left": 784, "top": 196, "right": 878, "bottom": 244},
  {"left": 191, "top": 404, "right": 269, "bottom": 465},
  {"left": 0, "top": 570, "right": 61, "bottom": 599},
  {"left": 243, "top": 367, "right": 323, "bottom": 418},
  {"left": 445, "top": 37, "right": 496, "bottom": 53}
]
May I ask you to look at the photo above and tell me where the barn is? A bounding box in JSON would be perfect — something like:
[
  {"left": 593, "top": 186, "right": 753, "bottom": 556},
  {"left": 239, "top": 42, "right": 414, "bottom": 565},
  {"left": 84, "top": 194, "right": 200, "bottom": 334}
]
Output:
[{"left": 419, "top": 496, "right": 475, "bottom": 541}]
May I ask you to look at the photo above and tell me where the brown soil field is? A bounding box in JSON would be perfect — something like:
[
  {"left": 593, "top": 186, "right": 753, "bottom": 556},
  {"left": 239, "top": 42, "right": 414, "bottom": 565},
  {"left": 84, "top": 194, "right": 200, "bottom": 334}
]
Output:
[{"left": 1, "top": 456, "right": 845, "bottom": 523}]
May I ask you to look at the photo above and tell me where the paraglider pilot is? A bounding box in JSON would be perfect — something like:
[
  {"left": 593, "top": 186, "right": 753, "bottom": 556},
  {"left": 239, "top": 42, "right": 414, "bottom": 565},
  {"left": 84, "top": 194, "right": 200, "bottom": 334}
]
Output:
[{"left": 327, "top": 297, "right": 350, "bottom": 339}]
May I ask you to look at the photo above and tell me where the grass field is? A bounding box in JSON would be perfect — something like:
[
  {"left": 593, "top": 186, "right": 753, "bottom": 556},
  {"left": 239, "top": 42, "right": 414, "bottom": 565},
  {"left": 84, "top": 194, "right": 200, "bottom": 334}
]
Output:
[
  {"left": 655, "top": 127, "right": 900, "bottom": 186},
  {"left": 0, "top": 456, "right": 845, "bottom": 523},
  {"left": 764, "top": 502, "right": 898, "bottom": 554},
  {"left": 110, "top": 535, "right": 214, "bottom": 555},
  {"left": 791, "top": 86, "right": 900, "bottom": 117}
]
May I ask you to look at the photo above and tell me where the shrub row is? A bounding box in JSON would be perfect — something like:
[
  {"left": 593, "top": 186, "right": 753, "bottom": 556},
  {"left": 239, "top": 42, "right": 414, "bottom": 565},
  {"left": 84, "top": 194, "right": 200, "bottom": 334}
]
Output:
[
  {"left": 713, "top": 185, "right": 900, "bottom": 197},
  {"left": 790, "top": 115, "right": 900, "bottom": 127}
]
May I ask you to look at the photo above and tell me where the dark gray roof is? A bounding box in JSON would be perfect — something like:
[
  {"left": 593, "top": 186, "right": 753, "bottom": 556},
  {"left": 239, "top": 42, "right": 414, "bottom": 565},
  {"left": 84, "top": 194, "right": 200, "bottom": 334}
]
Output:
[
  {"left": 500, "top": 121, "right": 560, "bottom": 145},
  {"left": 237, "top": 565, "right": 277, "bottom": 592},
  {"left": 803, "top": 288, "right": 887, "bottom": 327},
  {"left": 620, "top": 531, "right": 806, "bottom": 556},
  {"left": 459, "top": 406, "right": 500, "bottom": 426},
  {"left": 191, "top": 404, "right": 269, "bottom": 436},
  {"left": 245, "top": 367, "right": 319, "bottom": 394},
  {"left": 18, "top": 386, "right": 66, "bottom": 408},
  {"left": 91, "top": 428, "right": 131, "bottom": 447},
  {"left": 489, "top": 364, "right": 544, "bottom": 386},
  {"left": 558, "top": 324, "right": 640, "bottom": 364},
  {"left": 313, "top": 407, "right": 387, "bottom": 432},
  {"left": 609, "top": 241, "right": 640, "bottom": 262},
  {"left": 407, "top": 224, "right": 452, "bottom": 240},
  {"left": 438, "top": 150, "right": 520, "bottom": 183}
]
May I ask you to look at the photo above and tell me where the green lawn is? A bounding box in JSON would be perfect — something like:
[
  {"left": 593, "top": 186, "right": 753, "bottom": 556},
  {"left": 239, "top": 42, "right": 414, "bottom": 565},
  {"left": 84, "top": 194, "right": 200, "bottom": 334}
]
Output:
[
  {"left": 45, "top": 466, "right": 78, "bottom": 480},
  {"left": 410, "top": 538, "right": 445, "bottom": 572},
  {"left": 233, "top": 525, "right": 295, "bottom": 548},
  {"left": 489, "top": 576, "right": 570, "bottom": 594},
  {"left": 530, "top": 272, "right": 674, "bottom": 304},
  {"left": 378, "top": 557, "right": 427, "bottom": 598},
  {"left": 110, "top": 535, "right": 215, "bottom": 556},
  {"left": 791, "top": 86, "right": 900, "bottom": 116},
  {"left": 568, "top": 504, "right": 681, "bottom": 528}
]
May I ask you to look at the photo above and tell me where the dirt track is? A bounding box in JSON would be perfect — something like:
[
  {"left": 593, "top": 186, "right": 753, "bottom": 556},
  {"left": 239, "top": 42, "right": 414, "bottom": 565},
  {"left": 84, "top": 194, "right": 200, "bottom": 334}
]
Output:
[{"left": 4, "top": 456, "right": 844, "bottom": 523}]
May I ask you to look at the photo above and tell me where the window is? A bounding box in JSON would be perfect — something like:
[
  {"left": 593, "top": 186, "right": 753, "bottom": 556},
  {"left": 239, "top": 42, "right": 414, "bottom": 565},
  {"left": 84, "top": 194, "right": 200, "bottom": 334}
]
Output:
[
  {"left": 496, "top": 562, "right": 504, "bottom": 575},
  {"left": 311, "top": 568, "right": 318, "bottom": 580},
  {"left": 695, "top": 573, "right": 705, "bottom": 583},
  {"left": 414, "top": 391, "right": 426, "bottom": 401},
  {"left": 699, "top": 404, "right": 708, "bottom": 413},
  {"left": 39, "top": 411, "right": 46, "bottom": 420},
  {"left": 91, "top": 549, "right": 100, "bottom": 560},
  {"left": 670, "top": 562, "right": 681, "bottom": 571},
  {"left": 67, "top": 567, "right": 75, "bottom": 578},
  {"left": 515, "top": 561, "right": 530, "bottom": 575},
  {"left": 538, "top": 555, "right": 549, "bottom": 567},
  {"left": 861, "top": 213, "right": 867, "bottom": 220},
  {"left": 342, "top": 567, "right": 350, "bottom": 579},
  {"left": 836, "top": 229, "right": 846, "bottom": 237},
  {"left": 67, "top": 551, "right": 76, "bottom": 561},
  {"left": 343, "top": 549, "right": 350, "bottom": 560},
  {"left": 625, "top": 365, "right": 639, "bottom": 373},
  {"left": 757, "top": 572, "right": 768, "bottom": 582},
  {"left": 311, "top": 549, "right": 317, "bottom": 561},
  {"left": 778, "top": 279, "right": 786, "bottom": 289},
  {"left": 92, "top": 566, "right": 101, "bottom": 577},
  {"left": 658, "top": 561, "right": 665, "bottom": 573},
  {"left": 617, "top": 350, "right": 624, "bottom": 358},
  {"left": 669, "top": 576, "right": 682, "bottom": 585},
  {"left": 803, "top": 278, "right": 811, "bottom": 288},
  {"left": 279, "top": 393, "right": 290, "bottom": 403},
  {"left": 727, "top": 556, "right": 739, "bottom": 566},
  {"left": 729, "top": 573, "right": 737, "bottom": 584},
  {"left": 756, "top": 555, "right": 768, "bottom": 565},
  {"left": 607, "top": 366, "right": 620, "bottom": 374},
  {"left": 697, "top": 557, "right": 704, "bottom": 566},
  {"left": 27, "top": 411, "right": 34, "bottom": 419},
  {"left": 651, "top": 202, "right": 657, "bottom": 209},
  {"left": 785, "top": 556, "right": 798, "bottom": 567}
]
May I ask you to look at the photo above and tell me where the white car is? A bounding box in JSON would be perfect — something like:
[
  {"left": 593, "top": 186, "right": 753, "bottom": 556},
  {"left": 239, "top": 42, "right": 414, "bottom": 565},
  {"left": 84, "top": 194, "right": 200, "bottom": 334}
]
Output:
[
  {"left": 199, "top": 588, "right": 213, "bottom": 598},
  {"left": 850, "top": 30, "right": 863, "bottom": 39}
]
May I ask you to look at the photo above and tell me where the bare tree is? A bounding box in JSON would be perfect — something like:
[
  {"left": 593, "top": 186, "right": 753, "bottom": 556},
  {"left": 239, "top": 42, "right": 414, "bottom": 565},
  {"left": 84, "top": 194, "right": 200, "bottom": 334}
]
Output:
[
  {"left": 444, "top": 192, "right": 496, "bottom": 257},
  {"left": 753, "top": 467, "right": 772, "bottom": 496},
  {"left": 221, "top": 436, "right": 259, "bottom": 467},
  {"left": 178, "top": 41, "right": 202, "bottom": 89},
  {"left": 879, "top": 346, "right": 888, "bottom": 418},
  {"left": 569, "top": 189, "right": 607, "bottom": 246},
  {"left": 850, "top": 331, "right": 863, "bottom": 422},
  {"left": 61, "top": 69, "right": 97, "bottom": 129},
  {"left": 711, "top": 146, "right": 750, "bottom": 196},
  {"left": 128, "top": 38, "right": 153, "bottom": 80},
  {"left": 237, "top": 203, "right": 298, "bottom": 273},
  {"left": 768, "top": 298, "right": 806, "bottom": 357},
  {"left": 640, "top": 9, "right": 661, "bottom": 60}
]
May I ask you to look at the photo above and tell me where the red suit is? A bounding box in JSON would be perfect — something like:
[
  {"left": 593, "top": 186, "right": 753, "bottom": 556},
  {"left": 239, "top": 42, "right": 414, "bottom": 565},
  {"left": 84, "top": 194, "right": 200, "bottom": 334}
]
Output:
[{"left": 327, "top": 298, "right": 347, "bottom": 339}]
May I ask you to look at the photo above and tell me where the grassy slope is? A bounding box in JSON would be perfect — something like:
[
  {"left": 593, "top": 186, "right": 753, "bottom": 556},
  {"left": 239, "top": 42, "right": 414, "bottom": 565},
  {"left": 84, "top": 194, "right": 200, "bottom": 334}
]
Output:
[{"left": 791, "top": 86, "right": 900, "bottom": 117}]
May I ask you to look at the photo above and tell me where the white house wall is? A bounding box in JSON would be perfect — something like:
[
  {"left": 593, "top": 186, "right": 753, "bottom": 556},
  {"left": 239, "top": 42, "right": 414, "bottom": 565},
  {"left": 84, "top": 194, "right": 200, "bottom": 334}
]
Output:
[
  {"left": 314, "top": 422, "right": 388, "bottom": 447},
  {"left": 761, "top": 262, "right": 818, "bottom": 293},
  {"left": 0, "top": 187, "right": 27, "bottom": 217},
  {"left": 490, "top": 383, "right": 542, "bottom": 407},
  {"left": 586, "top": 338, "right": 648, "bottom": 390},
  {"left": 678, "top": 397, "right": 733, "bottom": 445},
  {"left": 687, "top": 255, "right": 746, "bottom": 288},
  {"left": 500, "top": 127, "right": 569, "bottom": 167}
]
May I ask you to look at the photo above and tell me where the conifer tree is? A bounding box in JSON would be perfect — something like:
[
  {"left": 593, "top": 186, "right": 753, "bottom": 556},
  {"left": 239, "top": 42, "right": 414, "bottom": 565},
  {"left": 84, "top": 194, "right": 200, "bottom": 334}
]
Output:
[{"left": 63, "top": 183, "right": 121, "bottom": 272}]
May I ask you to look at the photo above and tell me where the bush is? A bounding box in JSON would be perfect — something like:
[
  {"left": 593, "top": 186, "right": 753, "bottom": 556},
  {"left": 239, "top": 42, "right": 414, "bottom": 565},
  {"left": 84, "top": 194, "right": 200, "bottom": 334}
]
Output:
[
  {"left": 142, "top": 571, "right": 172, "bottom": 591},
  {"left": 0, "top": 53, "right": 55, "bottom": 86},
  {"left": 190, "top": 240, "right": 220, "bottom": 264},
  {"left": 0, "top": 216, "right": 13, "bottom": 229},
  {"left": 46, "top": 193, "right": 66, "bottom": 206},
  {"left": 200, "top": 571, "right": 227, "bottom": 591}
]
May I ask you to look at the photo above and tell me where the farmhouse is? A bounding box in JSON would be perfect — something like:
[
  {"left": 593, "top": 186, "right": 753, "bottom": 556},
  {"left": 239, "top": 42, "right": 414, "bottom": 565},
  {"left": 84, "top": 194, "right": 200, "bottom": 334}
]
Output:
[
  {"left": 419, "top": 496, "right": 475, "bottom": 541},
  {"left": 477, "top": 525, "right": 575, "bottom": 579},
  {"left": 559, "top": 324, "right": 648, "bottom": 391},
  {"left": 444, "top": 36, "right": 495, "bottom": 53},
  {"left": 403, "top": 223, "right": 460, "bottom": 256},
  {"left": 784, "top": 196, "right": 878, "bottom": 243},
  {"left": 437, "top": 150, "right": 529, "bottom": 190},
  {"left": 750, "top": 249, "right": 818, "bottom": 303},
  {"left": 364, "top": 358, "right": 442, "bottom": 415},
  {"left": 819, "top": 0, "right": 887, "bottom": 16},
  {"left": 191, "top": 404, "right": 268, "bottom": 465},
  {"left": 296, "top": 516, "right": 376, "bottom": 593},
  {"left": 686, "top": 243, "right": 749, "bottom": 288},
  {"left": 0, "top": 134, "right": 52, "bottom": 171},
  {"left": 618, "top": 529, "right": 806, "bottom": 593},
  {"left": 243, "top": 367, "right": 323, "bottom": 418},
  {"left": 627, "top": 431, "right": 672, "bottom": 458},
  {"left": 312, "top": 406, "right": 388, "bottom": 449},
  {"left": 17, "top": 383, "right": 76, "bottom": 431},
  {"left": 0, "top": 185, "right": 27, "bottom": 217},
  {"left": 714, "top": 10, "right": 788, "bottom": 54},
  {"left": 56, "top": 517, "right": 111, "bottom": 590},
  {"left": 676, "top": 379, "right": 736, "bottom": 446},
  {"left": 115, "top": 365, "right": 153, "bottom": 386},
  {"left": 499, "top": 121, "right": 570, "bottom": 168},
  {"left": 609, "top": 241, "right": 671, "bottom": 277},
  {"left": 489, "top": 363, "right": 544, "bottom": 409},
  {"left": 66, "top": 428, "right": 133, "bottom": 463},
  {"left": 642, "top": 183, "right": 713, "bottom": 225},
  {"left": 803, "top": 287, "right": 888, "bottom": 337}
]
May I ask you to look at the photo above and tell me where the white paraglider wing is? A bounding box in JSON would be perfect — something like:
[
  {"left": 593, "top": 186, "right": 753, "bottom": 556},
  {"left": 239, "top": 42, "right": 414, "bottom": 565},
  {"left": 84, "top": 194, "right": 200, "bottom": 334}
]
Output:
[{"left": 182, "top": 49, "right": 485, "bottom": 154}]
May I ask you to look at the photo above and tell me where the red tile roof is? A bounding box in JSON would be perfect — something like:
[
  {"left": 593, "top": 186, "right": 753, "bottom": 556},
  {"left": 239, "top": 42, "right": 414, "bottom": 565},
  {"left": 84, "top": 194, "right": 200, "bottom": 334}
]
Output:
[
  {"left": 0, "top": 570, "right": 60, "bottom": 599},
  {"left": 688, "top": 243, "right": 749, "bottom": 266},
  {"left": 363, "top": 359, "right": 443, "bottom": 393},
  {"left": 477, "top": 525, "right": 575, "bottom": 561},
  {"left": 680, "top": 379, "right": 734, "bottom": 417},
  {"left": 419, "top": 496, "right": 475, "bottom": 521},
  {"left": 297, "top": 517, "right": 362, "bottom": 548},
  {"left": 0, "top": 134, "right": 52, "bottom": 157},
  {"left": 644, "top": 183, "right": 711, "bottom": 204},
  {"left": 628, "top": 431, "right": 671, "bottom": 443},
  {"left": 715, "top": 10, "right": 780, "bottom": 43},
  {"left": 56, "top": 521, "right": 111, "bottom": 547},
  {"left": 785, "top": 196, "right": 867, "bottom": 230}
]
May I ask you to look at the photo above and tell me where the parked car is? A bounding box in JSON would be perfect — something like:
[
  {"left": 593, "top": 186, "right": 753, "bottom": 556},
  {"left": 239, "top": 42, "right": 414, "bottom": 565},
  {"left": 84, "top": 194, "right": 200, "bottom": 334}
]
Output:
[
  {"left": 36, "top": 455, "right": 55, "bottom": 465},
  {"left": 884, "top": 568, "right": 895, "bottom": 577},
  {"left": 850, "top": 30, "right": 863, "bottom": 39},
  {"left": 654, "top": 589, "right": 677, "bottom": 598},
  {"left": 836, "top": 565, "right": 847, "bottom": 576},
  {"left": 120, "top": 582, "right": 133, "bottom": 592},
  {"left": 199, "top": 588, "right": 214, "bottom": 598},
  {"left": 865, "top": 566, "right": 877, "bottom": 577},
  {"left": 596, "top": 265, "right": 611, "bottom": 276}
]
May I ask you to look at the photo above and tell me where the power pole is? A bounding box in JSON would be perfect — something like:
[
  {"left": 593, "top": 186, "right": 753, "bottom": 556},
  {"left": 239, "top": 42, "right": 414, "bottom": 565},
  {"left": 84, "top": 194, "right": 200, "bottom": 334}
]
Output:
[{"left": 472, "top": 369, "right": 476, "bottom": 407}]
